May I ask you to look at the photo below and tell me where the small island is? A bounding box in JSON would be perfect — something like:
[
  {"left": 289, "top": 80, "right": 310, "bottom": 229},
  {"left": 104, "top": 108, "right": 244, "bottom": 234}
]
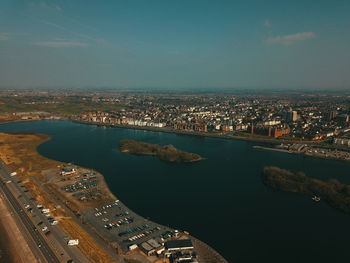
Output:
[
  {"left": 119, "top": 139, "right": 203, "bottom": 163},
  {"left": 262, "top": 166, "right": 350, "bottom": 214}
]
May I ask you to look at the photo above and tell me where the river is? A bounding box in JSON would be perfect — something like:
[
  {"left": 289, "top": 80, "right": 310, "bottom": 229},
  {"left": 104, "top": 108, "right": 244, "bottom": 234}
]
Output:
[{"left": 1, "top": 120, "right": 350, "bottom": 263}]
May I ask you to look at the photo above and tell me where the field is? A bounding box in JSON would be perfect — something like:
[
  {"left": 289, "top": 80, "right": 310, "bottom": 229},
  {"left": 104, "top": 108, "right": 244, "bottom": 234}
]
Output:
[{"left": 0, "top": 96, "right": 125, "bottom": 116}]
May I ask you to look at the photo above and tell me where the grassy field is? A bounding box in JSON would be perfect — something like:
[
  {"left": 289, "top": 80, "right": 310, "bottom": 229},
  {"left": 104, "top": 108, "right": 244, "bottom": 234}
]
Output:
[
  {"left": 0, "top": 132, "right": 118, "bottom": 263},
  {"left": 0, "top": 97, "right": 126, "bottom": 116}
]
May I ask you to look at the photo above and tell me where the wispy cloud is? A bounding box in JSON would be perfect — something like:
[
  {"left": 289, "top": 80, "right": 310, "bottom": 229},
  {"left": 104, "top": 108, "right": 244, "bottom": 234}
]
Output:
[
  {"left": 265, "top": 32, "right": 316, "bottom": 45},
  {"left": 59, "top": 15, "right": 97, "bottom": 32},
  {"left": 0, "top": 34, "right": 9, "bottom": 41},
  {"left": 28, "top": 1, "right": 62, "bottom": 12},
  {"left": 33, "top": 41, "right": 88, "bottom": 47},
  {"left": 37, "top": 19, "right": 105, "bottom": 44},
  {"left": 54, "top": 4, "right": 62, "bottom": 12},
  {"left": 263, "top": 19, "right": 271, "bottom": 27}
]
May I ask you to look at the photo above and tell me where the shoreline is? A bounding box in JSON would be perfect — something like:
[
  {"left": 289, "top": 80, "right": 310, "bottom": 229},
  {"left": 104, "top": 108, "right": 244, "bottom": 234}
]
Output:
[
  {"left": 0, "top": 118, "right": 69, "bottom": 126},
  {"left": 74, "top": 120, "right": 319, "bottom": 145},
  {"left": 304, "top": 152, "right": 350, "bottom": 163},
  {"left": 0, "top": 119, "right": 52, "bottom": 125},
  {"left": 253, "top": 145, "right": 350, "bottom": 163},
  {"left": 0, "top": 130, "right": 228, "bottom": 263},
  {"left": 43, "top": 136, "right": 229, "bottom": 262},
  {"left": 78, "top": 120, "right": 350, "bottom": 164},
  {"left": 262, "top": 166, "right": 350, "bottom": 215},
  {"left": 0, "top": 118, "right": 319, "bottom": 145},
  {"left": 253, "top": 145, "right": 292, "bottom": 153}
]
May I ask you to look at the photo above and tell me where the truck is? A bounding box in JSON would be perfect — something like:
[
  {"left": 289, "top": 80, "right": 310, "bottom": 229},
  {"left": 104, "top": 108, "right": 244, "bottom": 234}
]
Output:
[
  {"left": 50, "top": 220, "right": 58, "bottom": 226},
  {"left": 67, "top": 239, "right": 79, "bottom": 246},
  {"left": 128, "top": 244, "right": 138, "bottom": 250}
]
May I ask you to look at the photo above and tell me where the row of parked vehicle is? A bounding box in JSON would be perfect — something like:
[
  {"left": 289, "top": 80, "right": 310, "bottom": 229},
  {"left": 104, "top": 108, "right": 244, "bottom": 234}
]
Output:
[
  {"left": 103, "top": 215, "right": 134, "bottom": 230},
  {"left": 123, "top": 226, "right": 161, "bottom": 243},
  {"left": 15, "top": 178, "right": 53, "bottom": 238},
  {"left": 97, "top": 200, "right": 120, "bottom": 210},
  {"left": 118, "top": 224, "right": 149, "bottom": 237},
  {"left": 35, "top": 204, "right": 59, "bottom": 237},
  {"left": 61, "top": 180, "right": 97, "bottom": 193},
  {"left": 94, "top": 200, "right": 121, "bottom": 217},
  {"left": 37, "top": 220, "right": 51, "bottom": 236}
]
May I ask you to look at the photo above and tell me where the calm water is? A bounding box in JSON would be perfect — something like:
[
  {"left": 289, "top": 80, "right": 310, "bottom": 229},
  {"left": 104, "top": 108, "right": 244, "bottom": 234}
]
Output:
[{"left": 1, "top": 120, "right": 350, "bottom": 263}]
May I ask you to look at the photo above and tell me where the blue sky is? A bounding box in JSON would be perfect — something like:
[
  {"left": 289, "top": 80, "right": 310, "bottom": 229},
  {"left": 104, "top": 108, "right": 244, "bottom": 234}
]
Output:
[{"left": 0, "top": 0, "right": 349, "bottom": 89}]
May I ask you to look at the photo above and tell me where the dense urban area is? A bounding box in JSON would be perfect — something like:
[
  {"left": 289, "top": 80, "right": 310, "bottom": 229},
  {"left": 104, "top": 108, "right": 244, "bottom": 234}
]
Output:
[
  {"left": 2, "top": 89, "right": 350, "bottom": 140},
  {"left": 78, "top": 92, "right": 350, "bottom": 141}
]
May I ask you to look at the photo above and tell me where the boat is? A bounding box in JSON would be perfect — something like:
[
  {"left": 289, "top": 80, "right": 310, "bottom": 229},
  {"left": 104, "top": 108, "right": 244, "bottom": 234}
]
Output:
[{"left": 312, "top": 195, "right": 321, "bottom": 202}]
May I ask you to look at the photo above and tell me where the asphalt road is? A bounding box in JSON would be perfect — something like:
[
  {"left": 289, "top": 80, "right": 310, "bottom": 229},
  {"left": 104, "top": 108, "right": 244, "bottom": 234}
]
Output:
[
  {"left": 18, "top": 180, "right": 88, "bottom": 263},
  {"left": 0, "top": 160, "right": 88, "bottom": 263},
  {"left": 0, "top": 168, "right": 60, "bottom": 263}
]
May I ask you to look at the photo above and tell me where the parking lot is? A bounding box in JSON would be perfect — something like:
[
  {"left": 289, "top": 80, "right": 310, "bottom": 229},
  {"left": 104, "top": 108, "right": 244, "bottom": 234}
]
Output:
[
  {"left": 0, "top": 170, "right": 87, "bottom": 262},
  {"left": 47, "top": 165, "right": 188, "bottom": 256},
  {"left": 83, "top": 199, "right": 174, "bottom": 251}
]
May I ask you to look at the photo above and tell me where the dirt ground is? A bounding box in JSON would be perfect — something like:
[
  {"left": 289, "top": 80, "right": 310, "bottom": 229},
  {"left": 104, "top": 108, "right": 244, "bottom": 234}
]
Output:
[
  {"left": 0, "top": 116, "right": 21, "bottom": 124},
  {"left": 0, "top": 191, "right": 38, "bottom": 263}
]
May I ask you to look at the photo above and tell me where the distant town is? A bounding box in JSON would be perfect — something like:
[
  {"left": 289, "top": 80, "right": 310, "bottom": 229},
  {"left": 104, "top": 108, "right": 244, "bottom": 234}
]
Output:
[
  {"left": 2, "top": 89, "right": 350, "bottom": 142},
  {"left": 0, "top": 89, "right": 350, "bottom": 165},
  {"left": 2, "top": 89, "right": 350, "bottom": 152},
  {"left": 78, "top": 93, "right": 350, "bottom": 141}
]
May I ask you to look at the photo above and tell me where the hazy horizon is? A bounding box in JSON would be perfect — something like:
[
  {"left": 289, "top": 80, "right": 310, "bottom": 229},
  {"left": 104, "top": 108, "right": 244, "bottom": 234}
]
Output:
[{"left": 1, "top": 0, "right": 350, "bottom": 89}]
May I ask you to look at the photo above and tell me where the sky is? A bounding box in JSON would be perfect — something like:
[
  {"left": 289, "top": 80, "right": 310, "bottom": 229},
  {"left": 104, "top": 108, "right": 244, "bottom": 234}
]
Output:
[{"left": 0, "top": 0, "right": 349, "bottom": 90}]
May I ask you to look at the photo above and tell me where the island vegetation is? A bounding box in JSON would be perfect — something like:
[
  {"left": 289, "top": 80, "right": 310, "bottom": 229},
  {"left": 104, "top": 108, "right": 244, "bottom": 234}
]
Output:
[
  {"left": 262, "top": 166, "right": 350, "bottom": 214},
  {"left": 119, "top": 139, "right": 203, "bottom": 163}
]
